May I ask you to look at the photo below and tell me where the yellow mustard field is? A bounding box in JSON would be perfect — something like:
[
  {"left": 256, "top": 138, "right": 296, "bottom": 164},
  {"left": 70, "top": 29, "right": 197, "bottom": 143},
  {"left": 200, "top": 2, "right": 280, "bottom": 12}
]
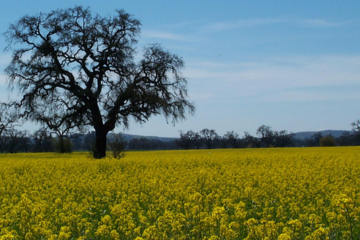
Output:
[{"left": 1, "top": 148, "right": 360, "bottom": 240}]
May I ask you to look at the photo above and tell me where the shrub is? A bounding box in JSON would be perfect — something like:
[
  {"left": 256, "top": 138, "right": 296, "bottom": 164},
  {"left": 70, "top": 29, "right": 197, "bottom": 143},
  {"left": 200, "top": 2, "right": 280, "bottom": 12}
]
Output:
[{"left": 108, "top": 134, "right": 127, "bottom": 159}]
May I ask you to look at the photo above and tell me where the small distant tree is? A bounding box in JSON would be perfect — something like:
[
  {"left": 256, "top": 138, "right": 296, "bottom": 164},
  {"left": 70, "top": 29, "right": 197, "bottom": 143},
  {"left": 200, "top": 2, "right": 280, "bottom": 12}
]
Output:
[
  {"left": 257, "top": 125, "right": 274, "bottom": 147},
  {"left": 32, "top": 128, "right": 54, "bottom": 152},
  {"left": 108, "top": 133, "right": 127, "bottom": 159},
  {"left": 0, "top": 103, "right": 23, "bottom": 152},
  {"left": 242, "top": 131, "right": 259, "bottom": 148},
  {"left": 351, "top": 120, "right": 360, "bottom": 132},
  {"left": 223, "top": 131, "right": 239, "bottom": 148},
  {"left": 1, "top": 129, "right": 29, "bottom": 153},
  {"left": 178, "top": 130, "right": 201, "bottom": 149},
  {"left": 351, "top": 120, "right": 360, "bottom": 144},
  {"left": 273, "top": 130, "right": 293, "bottom": 147},
  {"left": 199, "top": 128, "right": 219, "bottom": 149},
  {"left": 319, "top": 135, "right": 336, "bottom": 147}
]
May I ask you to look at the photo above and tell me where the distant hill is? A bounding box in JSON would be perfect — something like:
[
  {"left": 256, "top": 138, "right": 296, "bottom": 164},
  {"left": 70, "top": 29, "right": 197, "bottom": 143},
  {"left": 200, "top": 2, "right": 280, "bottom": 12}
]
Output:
[
  {"left": 292, "top": 130, "right": 350, "bottom": 140},
  {"left": 107, "top": 132, "right": 177, "bottom": 142}
]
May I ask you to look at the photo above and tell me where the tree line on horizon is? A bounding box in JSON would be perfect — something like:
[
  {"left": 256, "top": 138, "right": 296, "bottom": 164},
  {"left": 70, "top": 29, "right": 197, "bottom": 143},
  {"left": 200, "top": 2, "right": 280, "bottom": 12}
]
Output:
[
  {"left": 177, "top": 125, "right": 360, "bottom": 149},
  {"left": 2, "top": 123, "right": 360, "bottom": 154}
]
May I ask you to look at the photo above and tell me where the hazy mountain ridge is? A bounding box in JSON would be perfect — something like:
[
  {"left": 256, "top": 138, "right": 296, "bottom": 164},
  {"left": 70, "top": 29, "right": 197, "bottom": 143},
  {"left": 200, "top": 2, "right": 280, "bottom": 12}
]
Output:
[
  {"left": 292, "top": 130, "right": 350, "bottom": 140},
  {"left": 107, "top": 132, "right": 177, "bottom": 142}
]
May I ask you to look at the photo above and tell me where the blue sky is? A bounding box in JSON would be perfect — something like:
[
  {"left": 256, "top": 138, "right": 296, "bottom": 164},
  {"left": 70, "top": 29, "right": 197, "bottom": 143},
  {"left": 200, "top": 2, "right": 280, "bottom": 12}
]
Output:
[{"left": 1, "top": 0, "right": 360, "bottom": 137}]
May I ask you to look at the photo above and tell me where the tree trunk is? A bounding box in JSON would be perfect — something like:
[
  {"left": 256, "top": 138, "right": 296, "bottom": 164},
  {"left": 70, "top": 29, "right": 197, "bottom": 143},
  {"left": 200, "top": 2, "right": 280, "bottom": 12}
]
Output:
[
  {"left": 94, "top": 127, "right": 107, "bottom": 158},
  {"left": 59, "top": 135, "right": 64, "bottom": 153}
]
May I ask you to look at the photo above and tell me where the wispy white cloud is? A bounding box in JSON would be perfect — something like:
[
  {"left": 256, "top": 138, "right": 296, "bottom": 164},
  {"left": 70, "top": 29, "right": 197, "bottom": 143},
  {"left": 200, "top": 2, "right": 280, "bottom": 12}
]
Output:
[
  {"left": 260, "top": 87, "right": 360, "bottom": 103},
  {"left": 184, "top": 55, "right": 360, "bottom": 103},
  {"left": 142, "top": 30, "right": 194, "bottom": 42},
  {"left": 204, "top": 18, "right": 352, "bottom": 32},
  {"left": 299, "top": 19, "right": 349, "bottom": 27},
  {"left": 204, "top": 18, "right": 284, "bottom": 31},
  {"left": 159, "top": 20, "right": 207, "bottom": 29}
]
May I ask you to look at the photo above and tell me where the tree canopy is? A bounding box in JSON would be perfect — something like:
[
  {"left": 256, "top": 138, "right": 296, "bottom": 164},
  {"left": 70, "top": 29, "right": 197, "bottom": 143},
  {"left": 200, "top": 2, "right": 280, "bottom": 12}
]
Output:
[
  {"left": 5, "top": 6, "right": 194, "bottom": 158},
  {"left": 0, "top": 103, "right": 18, "bottom": 137}
]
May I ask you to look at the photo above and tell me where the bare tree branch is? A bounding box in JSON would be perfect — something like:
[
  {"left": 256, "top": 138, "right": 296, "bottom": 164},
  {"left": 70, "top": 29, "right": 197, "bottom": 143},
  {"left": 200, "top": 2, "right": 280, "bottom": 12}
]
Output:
[{"left": 5, "top": 7, "right": 194, "bottom": 158}]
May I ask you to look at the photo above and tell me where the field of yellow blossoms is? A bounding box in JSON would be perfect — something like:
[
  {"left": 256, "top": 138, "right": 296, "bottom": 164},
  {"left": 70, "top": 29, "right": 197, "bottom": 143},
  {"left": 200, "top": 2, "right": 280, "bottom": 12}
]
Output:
[{"left": 1, "top": 147, "right": 360, "bottom": 239}]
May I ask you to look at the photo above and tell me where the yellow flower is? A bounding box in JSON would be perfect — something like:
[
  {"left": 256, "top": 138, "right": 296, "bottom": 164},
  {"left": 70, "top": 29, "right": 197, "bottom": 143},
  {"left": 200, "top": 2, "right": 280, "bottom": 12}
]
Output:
[
  {"left": 278, "top": 233, "right": 291, "bottom": 240},
  {"left": 0, "top": 148, "right": 360, "bottom": 239},
  {"left": 101, "top": 215, "right": 112, "bottom": 225},
  {"left": 110, "top": 230, "right": 120, "bottom": 240},
  {"left": 95, "top": 225, "right": 109, "bottom": 237}
]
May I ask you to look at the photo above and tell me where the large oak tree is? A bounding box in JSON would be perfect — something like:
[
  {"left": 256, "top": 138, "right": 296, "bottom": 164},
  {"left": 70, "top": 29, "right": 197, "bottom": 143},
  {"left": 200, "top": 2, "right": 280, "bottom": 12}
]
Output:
[
  {"left": 0, "top": 103, "right": 18, "bottom": 138},
  {"left": 5, "top": 6, "right": 194, "bottom": 158}
]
